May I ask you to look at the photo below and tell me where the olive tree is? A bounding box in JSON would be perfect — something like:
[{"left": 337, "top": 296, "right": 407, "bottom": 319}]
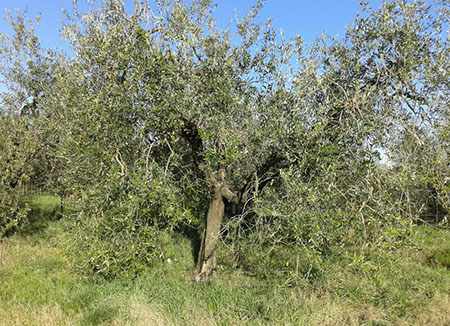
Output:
[
  {"left": 45, "top": 0, "right": 300, "bottom": 279},
  {"left": 222, "top": 0, "right": 449, "bottom": 263},
  {"left": 2, "top": 0, "right": 447, "bottom": 279},
  {"left": 51, "top": 0, "right": 449, "bottom": 278},
  {"left": 0, "top": 10, "right": 63, "bottom": 236}
]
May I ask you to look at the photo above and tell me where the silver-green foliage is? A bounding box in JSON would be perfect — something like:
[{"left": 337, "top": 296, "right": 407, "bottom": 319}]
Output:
[
  {"left": 0, "top": 115, "right": 31, "bottom": 236},
  {"left": 0, "top": 10, "right": 64, "bottom": 236},
  {"left": 0, "top": 0, "right": 448, "bottom": 277},
  {"left": 223, "top": 0, "right": 449, "bottom": 259}
]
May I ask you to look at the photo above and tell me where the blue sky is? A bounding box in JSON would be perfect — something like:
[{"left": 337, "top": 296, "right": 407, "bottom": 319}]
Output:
[{"left": 0, "top": 0, "right": 383, "bottom": 50}]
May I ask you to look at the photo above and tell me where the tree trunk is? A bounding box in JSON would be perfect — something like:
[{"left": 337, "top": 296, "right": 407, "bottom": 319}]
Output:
[{"left": 196, "top": 184, "right": 225, "bottom": 280}]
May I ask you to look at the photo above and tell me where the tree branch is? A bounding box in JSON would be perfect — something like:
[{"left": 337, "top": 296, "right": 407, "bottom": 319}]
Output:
[
  {"left": 238, "top": 151, "right": 286, "bottom": 203},
  {"left": 221, "top": 184, "right": 239, "bottom": 204}
]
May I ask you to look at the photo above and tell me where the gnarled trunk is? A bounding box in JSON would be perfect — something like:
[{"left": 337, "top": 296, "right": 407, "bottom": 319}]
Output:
[
  {"left": 195, "top": 168, "right": 239, "bottom": 281},
  {"left": 196, "top": 184, "right": 225, "bottom": 279}
]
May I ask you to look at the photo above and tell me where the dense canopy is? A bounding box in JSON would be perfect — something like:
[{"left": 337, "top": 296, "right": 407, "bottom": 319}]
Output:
[{"left": 0, "top": 0, "right": 448, "bottom": 280}]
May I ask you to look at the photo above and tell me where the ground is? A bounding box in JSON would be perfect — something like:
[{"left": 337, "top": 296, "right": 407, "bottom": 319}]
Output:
[{"left": 0, "top": 196, "right": 449, "bottom": 325}]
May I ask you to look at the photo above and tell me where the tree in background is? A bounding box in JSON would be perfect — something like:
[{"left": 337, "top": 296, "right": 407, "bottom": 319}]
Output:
[{"left": 0, "top": 11, "right": 62, "bottom": 236}]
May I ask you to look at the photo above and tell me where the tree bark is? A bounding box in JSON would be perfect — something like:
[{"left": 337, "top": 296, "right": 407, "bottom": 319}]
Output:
[
  {"left": 196, "top": 169, "right": 238, "bottom": 280},
  {"left": 196, "top": 183, "right": 225, "bottom": 280}
]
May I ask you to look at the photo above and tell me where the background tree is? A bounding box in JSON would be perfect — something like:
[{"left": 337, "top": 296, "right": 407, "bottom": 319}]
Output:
[{"left": 0, "top": 10, "right": 62, "bottom": 236}]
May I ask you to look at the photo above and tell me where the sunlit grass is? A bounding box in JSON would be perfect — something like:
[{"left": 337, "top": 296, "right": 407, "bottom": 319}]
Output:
[{"left": 0, "top": 197, "right": 449, "bottom": 325}]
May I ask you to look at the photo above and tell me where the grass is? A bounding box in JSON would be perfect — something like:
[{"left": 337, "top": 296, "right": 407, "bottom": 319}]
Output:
[
  {"left": 19, "top": 195, "right": 62, "bottom": 234},
  {"left": 433, "top": 247, "right": 450, "bottom": 268},
  {"left": 0, "top": 196, "right": 449, "bottom": 325}
]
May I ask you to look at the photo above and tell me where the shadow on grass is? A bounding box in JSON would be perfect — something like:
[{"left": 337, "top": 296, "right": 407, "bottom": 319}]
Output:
[
  {"left": 175, "top": 223, "right": 202, "bottom": 266},
  {"left": 19, "top": 195, "right": 65, "bottom": 235}
]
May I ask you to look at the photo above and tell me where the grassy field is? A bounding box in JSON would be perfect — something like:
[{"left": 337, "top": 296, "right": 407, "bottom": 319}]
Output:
[{"left": 0, "top": 196, "right": 449, "bottom": 326}]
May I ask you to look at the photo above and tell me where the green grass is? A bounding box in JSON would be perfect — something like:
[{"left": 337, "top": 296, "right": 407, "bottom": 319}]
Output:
[
  {"left": 0, "top": 196, "right": 449, "bottom": 325},
  {"left": 434, "top": 248, "right": 450, "bottom": 268},
  {"left": 19, "top": 195, "right": 62, "bottom": 234}
]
